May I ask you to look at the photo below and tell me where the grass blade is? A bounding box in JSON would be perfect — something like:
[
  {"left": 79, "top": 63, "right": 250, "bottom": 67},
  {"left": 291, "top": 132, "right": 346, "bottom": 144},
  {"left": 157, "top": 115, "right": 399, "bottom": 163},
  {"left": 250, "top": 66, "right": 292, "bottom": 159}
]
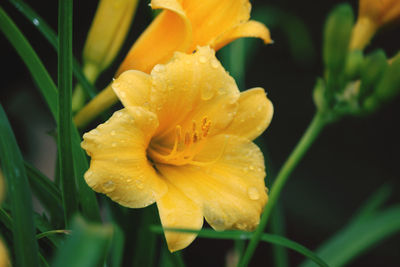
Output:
[
  {"left": 132, "top": 207, "right": 159, "bottom": 267},
  {"left": 0, "top": 6, "right": 101, "bottom": 222},
  {"left": 25, "top": 162, "right": 64, "bottom": 226},
  {"left": 58, "top": 0, "right": 78, "bottom": 225},
  {"left": 0, "top": 104, "right": 39, "bottom": 267},
  {"left": 270, "top": 205, "right": 289, "bottom": 267},
  {"left": 7, "top": 0, "right": 97, "bottom": 99},
  {"left": 52, "top": 217, "right": 113, "bottom": 267},
  {"left": 150, "top": 226, "right": 328, "bottom": 267},
  {"left": 301, "top": 205, "right": 400, "bottom": 267},
  {"left": 0, "top": 6, "right": 57, "bottom": 116}
]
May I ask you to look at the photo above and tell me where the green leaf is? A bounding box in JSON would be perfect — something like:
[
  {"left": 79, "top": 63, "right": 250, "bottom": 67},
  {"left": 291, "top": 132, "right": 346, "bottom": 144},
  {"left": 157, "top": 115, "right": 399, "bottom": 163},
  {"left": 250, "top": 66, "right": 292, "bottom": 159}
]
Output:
[
  {"left": 150, "top": 226, "right": 328, "bottom": 267},
  {"left": 0, "top": 6, "right": 101, "bottom": 222},
  {"left": 132, "top": 206, "right": 159, "bottom": 267},
  {"left": 7, "top": 0, "right": 97, "bottom": 99},
  {"left": 58, "top": 0, "right": 78, "bottom": 225},
  {"left": 300, "top": 205, "right": 400, "bottom": 267},
  {"left": 0, "top": 6, "right": 58, "bottom": 116},
  {"left": 270, "top": 205, "right": 289, "bottom": 267},
  {"left": 0, "top": 104, "right": 39, "bottom": 267},
  {"left": 349, "top": 184, "right": 392, "bottom": 224},
  {"left": 36, "top": 229, "right": 71, "bottom": 240},
  {"left": 25, "top": 162, "right": 64, "bottom": 226},
  {"left": 52, "top": 217, "right": 113, "bottom": 267},
  {"left": 106, "top": 224, "right": 124, "bottom": 267}
]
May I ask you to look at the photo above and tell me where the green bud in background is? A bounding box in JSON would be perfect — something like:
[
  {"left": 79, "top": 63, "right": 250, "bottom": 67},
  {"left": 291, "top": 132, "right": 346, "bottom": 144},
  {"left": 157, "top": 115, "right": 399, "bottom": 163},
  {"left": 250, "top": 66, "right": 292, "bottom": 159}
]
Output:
[
  {"left": 323, "top": 4, "right": 354, "bottom": 92},
  {"left": 363, "top": 54, "right": 400, "bottom": 112},
  {"left": 359, "top": 50, "right": 388, "bottom": 100},
  {"left": 345, "top": 50, "right": 364, "bottom": 81}
]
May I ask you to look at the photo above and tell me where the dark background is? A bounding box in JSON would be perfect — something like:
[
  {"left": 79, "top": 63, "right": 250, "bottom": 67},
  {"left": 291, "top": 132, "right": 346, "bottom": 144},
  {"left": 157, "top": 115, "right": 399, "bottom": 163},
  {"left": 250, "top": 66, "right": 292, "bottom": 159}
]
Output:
[{"left": 1, "top": 0, "right": 400, "bottom": 266}]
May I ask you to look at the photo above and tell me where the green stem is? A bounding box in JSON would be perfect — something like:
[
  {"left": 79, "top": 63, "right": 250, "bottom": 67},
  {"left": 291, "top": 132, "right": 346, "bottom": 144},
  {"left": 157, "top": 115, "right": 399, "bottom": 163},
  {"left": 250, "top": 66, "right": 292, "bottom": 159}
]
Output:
[{"left": 239, "top": 111, "right": 327, "bottom": 267}]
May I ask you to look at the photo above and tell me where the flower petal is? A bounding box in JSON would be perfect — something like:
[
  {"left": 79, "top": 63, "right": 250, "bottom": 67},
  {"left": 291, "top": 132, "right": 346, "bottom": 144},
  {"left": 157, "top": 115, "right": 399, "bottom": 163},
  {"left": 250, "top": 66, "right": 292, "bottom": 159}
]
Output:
[
  {"left": 112, "top": 70, "right": 152, "bottom": 109},
  {"left": 224, "top": 87, "right": 273, "bottom": 141},
  {"left": 184, "top": 0, "right": 251, "bottom": 51},
  {"left": 157, "top": 182, "right": 203, "bottom": 252},
  {"left": 211, "top": 20, "right": 272, "bottom": 51},
  {"left": 81, "top": 108, "right": 167, "bottom": 208},
  {"left": 116, "top": 0, "right": 192, "bottom": 75},
  {"left": 156, "top": 134, "right": 267, "bottom": 231},
  {"left": 149, "top": 46, "right": 240, "bottom": 143}
]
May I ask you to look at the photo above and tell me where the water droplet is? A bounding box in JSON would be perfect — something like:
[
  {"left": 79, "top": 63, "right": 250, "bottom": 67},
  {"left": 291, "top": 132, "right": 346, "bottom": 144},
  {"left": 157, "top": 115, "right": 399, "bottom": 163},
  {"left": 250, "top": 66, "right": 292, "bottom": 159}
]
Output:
[
  {"left": 126, "top": 178, "right": 132, "bottom": 183},
  {"left": 199, "top": 55, "right": 207, "bottom": 63},
  {"left": 247, "top": 187, "right": 260, "bottom": 200},
  {"left": 102, "top": 181, "right": 116, "bottom": 192},
  {"left": 32, "top": 18, "right": 40, "bottom": 26},
  {"left": 218, "top": 87, "right": 226, "bottom": 95},
  {"left": 201, "top": 85, "right": 214, "bottom": 100},
  {"left": 135, "top": 180, "right": 144, "bottom": 189},
  {"left": 110, "top": 130, "right": 116, "bottom": 136},
  {"left": 153, "top": 64, "right": 165, "bottom": 72},
  {"left": 257, "top": 106, "right": 263, "bottom": 112},
  {"left": 249, "top": 165, "right": 255, "bottom": 170},
  {"left": 111, "top": 142, "right": 117, "bottom": 147},
  {"left": 211, "top": 59, "right": 219, "bottom": 68}
]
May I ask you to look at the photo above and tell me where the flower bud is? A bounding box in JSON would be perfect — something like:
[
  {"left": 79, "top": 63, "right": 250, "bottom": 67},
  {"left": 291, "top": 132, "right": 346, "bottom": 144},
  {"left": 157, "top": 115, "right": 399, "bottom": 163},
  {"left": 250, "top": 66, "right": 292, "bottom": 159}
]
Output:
[
  {"left": 350, "top": 0, "right": 400, "bottom": 50},
  {"left": 82, "top": 0, "right": 139, "bottom": 79}
]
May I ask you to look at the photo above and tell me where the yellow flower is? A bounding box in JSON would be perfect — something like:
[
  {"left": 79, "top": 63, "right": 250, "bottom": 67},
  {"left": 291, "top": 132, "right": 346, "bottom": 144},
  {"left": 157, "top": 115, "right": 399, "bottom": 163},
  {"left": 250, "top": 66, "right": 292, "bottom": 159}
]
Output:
[
  {"left": 74, "top": 0, "right": 271, "bottom": 127},
  {"left": 72, "top": 0, "right": 139, "bottom": 112},
  {"left": 81, "top": 46, "right": 273, "bottom": 251},
  {"left": 116, "top": 0, "right": 271, "bottom": 75},
  {"left": 350, "top": 0, "right": 400, "bottom": 50}
]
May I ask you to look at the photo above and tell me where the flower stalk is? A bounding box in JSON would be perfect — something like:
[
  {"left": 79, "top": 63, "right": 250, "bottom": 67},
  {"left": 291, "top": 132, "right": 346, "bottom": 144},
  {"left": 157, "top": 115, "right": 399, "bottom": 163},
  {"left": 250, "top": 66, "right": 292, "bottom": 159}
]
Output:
[{"left": 239, "top": 111, "right": 328, "bottom": 267}]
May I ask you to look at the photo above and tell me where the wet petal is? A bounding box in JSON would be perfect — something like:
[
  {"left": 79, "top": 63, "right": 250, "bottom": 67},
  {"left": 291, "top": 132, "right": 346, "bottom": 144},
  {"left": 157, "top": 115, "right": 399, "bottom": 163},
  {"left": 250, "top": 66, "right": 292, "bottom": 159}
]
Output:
[
  {"left": 81, "top": 108, "right": 167, "bottom": 208},
  {"left": 157, "top": 182, "right": 203, "bottom": 252},
  {"left": 116, "top": 0, "right": 192, "bottom": 75},
  {"left": 184, "top": 0, "right": 251, "bottom": 51},
  {"left": 224, "top": 88, "right": 273, "bottom": 141},
  {"left": 157, "top": 134, "right": 267, "bottom": 231},
  {"left": 211, "top": 20, "right": 272, "bottom": 51},
  {"left": 149, "top": 46, "right": 240, "bottom": 143},
  {"left": 112, "top": 70, "right": 152, "bottom": 109}
]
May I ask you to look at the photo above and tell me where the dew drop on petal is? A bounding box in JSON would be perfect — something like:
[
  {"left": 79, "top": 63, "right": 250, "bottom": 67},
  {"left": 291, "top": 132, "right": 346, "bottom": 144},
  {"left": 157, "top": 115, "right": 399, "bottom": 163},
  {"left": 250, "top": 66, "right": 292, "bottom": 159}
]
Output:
[
  {"left": 247, "top": 187, "right": 260, "bottom": 200},
  {"left": 110, "top": 130, "right": 116, "bottom": 136},
  {"left": 102, "top": 181, "right": 116, "bottom": 192},
  {"left": 211, "top": 59, "right": 219, "bottom": 69},
  {"left": 201, "top": 85, "right": 214, "bottom": 100},
  {"left": 199, "top": 55, "right": 207, "bottom": 63},
  {"left": 153, "top": 64, "right": 165, "bottom": 72},
  {"left": 135, "top": 180, "right": 144, "bottom": 189},
  {"left": 111, "top": 142, "right": 117, "bottom": 147}
]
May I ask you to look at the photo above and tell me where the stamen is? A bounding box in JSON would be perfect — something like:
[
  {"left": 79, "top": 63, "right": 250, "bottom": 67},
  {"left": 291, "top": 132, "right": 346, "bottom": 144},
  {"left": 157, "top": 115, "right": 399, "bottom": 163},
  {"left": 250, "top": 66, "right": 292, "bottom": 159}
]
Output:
[{"left": 148, "top": 117, "right": 222, "bottom": 167}]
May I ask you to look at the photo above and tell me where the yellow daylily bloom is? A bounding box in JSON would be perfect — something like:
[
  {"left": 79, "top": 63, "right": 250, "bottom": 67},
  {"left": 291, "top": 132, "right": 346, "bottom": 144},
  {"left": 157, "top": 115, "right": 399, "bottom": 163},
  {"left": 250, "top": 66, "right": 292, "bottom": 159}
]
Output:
[
  {"left": 350, "top": 0, "right": 400, "bottom": 50},
  {"left": 81, "top": 46, "right": 273, "bottom": 251},
  {"left": 72, "top": 0, "right": 139, "bottom": 111},
  {"left": 74, "top": 0, "right": 271, "bottom": 128}
]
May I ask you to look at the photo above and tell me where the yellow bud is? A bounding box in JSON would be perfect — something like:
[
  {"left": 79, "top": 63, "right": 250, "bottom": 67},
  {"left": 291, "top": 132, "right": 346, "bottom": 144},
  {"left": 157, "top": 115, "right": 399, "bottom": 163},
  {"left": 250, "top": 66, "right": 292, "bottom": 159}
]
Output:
[
  {"left": 82, "top": 0, "right": 139, "bottom": 79},
  {"left": 350, "top": 0, "right": 400, "bottom": 50}
]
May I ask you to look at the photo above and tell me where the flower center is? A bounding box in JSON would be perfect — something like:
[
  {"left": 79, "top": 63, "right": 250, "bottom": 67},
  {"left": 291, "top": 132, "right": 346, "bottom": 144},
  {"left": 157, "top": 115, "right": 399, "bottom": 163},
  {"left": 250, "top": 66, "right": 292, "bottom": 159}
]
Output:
[{"left": 148, "top": 116, "right": 220, "bottom": 166}]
